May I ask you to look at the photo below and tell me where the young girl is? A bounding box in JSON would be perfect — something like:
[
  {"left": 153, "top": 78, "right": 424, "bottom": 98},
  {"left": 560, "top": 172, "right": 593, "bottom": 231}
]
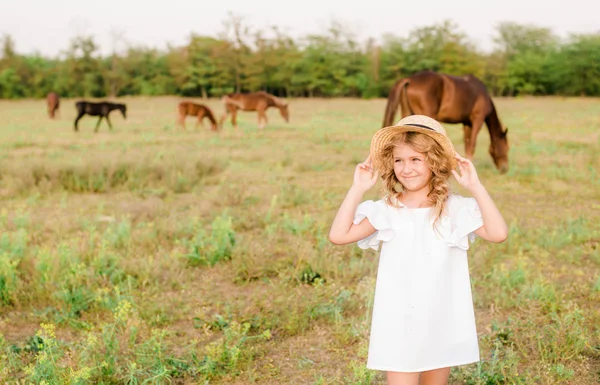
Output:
[{"left": 329, "top": 115, "right": 508, "bottom": 385}]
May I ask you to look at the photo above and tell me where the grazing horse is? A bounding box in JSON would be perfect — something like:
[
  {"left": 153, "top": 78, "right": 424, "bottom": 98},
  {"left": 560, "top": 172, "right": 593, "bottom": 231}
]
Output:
[
  {"left": 177, "top": 101, "right": 218, "bottom": 131},
  {"left": 219, "top": 91, "right": 289, "bottom": 129},
  {"left": 46, "top": 92, "right": 60, "bottom": 119},
  {"left": 383, "top": 70, "right": 509, "bottom": 173},
  {"left": 74, "top": 101, "right": 127, "bottom": 132}
]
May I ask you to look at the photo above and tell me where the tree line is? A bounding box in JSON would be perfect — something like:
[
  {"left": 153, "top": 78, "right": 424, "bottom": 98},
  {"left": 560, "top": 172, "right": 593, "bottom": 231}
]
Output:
[{"left": 1, "top": 17, "right": 599, "bottom": 99}]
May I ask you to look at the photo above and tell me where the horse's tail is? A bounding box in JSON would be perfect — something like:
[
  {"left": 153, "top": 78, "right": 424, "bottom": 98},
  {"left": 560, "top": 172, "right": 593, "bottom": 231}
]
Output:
[
  {"left": 382, "top": 78, "right": 409, "bottom": 127},
  {"left": 399, "top": 80, "right": 413, "bottom": 118},
  {"left": 222, "top": 95, "right": 245, "bottom": 109}
]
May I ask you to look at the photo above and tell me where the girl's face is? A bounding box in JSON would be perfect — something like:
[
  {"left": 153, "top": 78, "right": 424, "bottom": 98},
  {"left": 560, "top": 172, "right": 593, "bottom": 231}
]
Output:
[{"left": 393, "top": 142, "right": 433, "bottom": 193}]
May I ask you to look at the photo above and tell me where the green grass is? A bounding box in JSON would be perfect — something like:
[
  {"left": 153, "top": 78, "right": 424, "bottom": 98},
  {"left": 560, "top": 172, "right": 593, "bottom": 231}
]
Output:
[{"left": 0, "top": 96, "right": 599, "bottom": 384}]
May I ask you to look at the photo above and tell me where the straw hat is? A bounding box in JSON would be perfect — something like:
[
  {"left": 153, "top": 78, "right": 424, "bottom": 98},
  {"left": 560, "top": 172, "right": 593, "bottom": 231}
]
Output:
[{"left": 369, "top": 115, "right": 457, "bottom": 173}]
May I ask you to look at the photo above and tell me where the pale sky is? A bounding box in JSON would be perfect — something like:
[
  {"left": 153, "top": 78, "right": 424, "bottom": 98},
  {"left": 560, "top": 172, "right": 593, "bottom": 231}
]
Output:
[{"left": 2, "top": 0, "right": 598, "bottom": 57}]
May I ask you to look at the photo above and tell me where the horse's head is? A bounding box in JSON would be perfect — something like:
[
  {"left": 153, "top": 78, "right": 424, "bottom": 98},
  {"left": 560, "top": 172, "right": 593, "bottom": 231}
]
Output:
[
  {"left": 489, "top": 127, "right": 509, "bottom": 174},
  {"left": 279, "top": 103, "right": 290, "bottom": 123},
  {"left": 119, "top": 104, "right": 127, "bottom": 119}
]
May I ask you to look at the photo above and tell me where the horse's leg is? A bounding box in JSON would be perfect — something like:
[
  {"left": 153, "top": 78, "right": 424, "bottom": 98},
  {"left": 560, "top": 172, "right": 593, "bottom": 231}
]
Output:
[
  {"left": 416, "top": 98, "right": 440, "bottom": 120},
  {"left": 406, "top": 86, "right": 441, "bottom": 119},
  {"left": 178, "top": 113, "right": 186, "bottom": 130},
  {"left": 231, "top": 109, "right": 238, "bottom": 129},
  {"left": 462, "top": 123, "right": 473, "bottom": 158},
  {"left": 255, "top": 101, "right": 269, "bottom": 129},
  {"left": 219, "top": 110, "right": 229, "bottom": 127},
  {"left": 74, "top": 113, "right": 84, "bottom": 132},
  {"left": 467, "top": 118, "right": 485, "bottom": 160},
  {"left": 105, "top": 114, "right": 113, "bottom": 131},
  {"left": 95, "top": 116, "right": 104, "bottom": 133},
  {"left": 257, "top": 108, "right": 267, "bottom": 129}
]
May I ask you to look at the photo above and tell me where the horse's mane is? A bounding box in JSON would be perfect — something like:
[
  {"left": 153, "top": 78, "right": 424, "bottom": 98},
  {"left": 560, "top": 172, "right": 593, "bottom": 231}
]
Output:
[
  {"left": 272, "top": 95, "right": 288, "bottom": 108},
  {"left": 484, "top": 99, "right": 506, "bottom": 138},
  {"left": 203, "top": 106, "right": 217, "bottom": 125},
  {"left": 255, "top": 91, "right": 287, "bottom": 107}
]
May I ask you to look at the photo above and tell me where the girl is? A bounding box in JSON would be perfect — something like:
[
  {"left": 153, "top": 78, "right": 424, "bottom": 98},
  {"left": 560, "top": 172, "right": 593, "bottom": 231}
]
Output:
[{"left": 329, "top": 115, "right": 508, "bottom": 385}]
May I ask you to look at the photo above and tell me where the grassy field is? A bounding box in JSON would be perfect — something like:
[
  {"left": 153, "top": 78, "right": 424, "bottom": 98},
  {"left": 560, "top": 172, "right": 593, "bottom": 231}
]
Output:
[{"left": 0, "top": 96, "right": 598, "bottom": 384}]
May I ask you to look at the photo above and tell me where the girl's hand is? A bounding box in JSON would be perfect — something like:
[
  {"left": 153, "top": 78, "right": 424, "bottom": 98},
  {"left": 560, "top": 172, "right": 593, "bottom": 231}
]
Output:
[
  {"left": 452, "top": 154, "right": 483, "bottom": 192},
  {"left": 353, "top": 156, "right": 379, "bottom": 192}
]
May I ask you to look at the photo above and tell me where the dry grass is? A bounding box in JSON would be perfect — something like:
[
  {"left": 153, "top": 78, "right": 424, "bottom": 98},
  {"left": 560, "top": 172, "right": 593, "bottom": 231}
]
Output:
[{"left": 0, "top": 96, "right": 599, "bottom": 384}]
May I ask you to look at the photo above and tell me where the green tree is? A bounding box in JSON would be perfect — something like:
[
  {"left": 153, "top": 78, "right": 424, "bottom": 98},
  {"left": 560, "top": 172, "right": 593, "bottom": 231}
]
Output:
[
  {"left": 60, "top": 35, "right": 105, "bottom": 97},
  {"left": 492, "top": 22, "right": 558, "bottom": 95},
  {"left": 546, "top": 33, "right": 600, "bottom": 95},
  {"left": 0, "top": 19, "right": 599, "bottom": 99}
]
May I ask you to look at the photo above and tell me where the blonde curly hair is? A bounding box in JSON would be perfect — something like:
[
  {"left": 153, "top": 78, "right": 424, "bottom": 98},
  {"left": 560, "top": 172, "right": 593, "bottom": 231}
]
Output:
[{"left": 379, "top": 131, "right": 454, "bottom": 228}]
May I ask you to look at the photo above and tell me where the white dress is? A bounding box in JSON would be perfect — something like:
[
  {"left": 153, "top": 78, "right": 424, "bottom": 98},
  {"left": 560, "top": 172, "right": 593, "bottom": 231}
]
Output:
[{"left": 354, "top": 194, "right": 484, "bottom": 372}]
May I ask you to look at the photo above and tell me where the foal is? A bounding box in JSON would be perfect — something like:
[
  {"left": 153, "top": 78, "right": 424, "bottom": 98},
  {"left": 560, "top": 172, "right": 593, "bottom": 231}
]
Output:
[
  {"left": 74, "top": 101, "right": 127, "bottom": 132},
  {"left": 177, "top": 101, "right": 218, "bottom": 131}
]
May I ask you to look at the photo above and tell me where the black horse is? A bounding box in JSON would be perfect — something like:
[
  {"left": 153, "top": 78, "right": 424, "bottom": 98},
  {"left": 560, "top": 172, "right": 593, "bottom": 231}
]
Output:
[{"left": 74, "top": 101, "right": 127, "bottom": 132}]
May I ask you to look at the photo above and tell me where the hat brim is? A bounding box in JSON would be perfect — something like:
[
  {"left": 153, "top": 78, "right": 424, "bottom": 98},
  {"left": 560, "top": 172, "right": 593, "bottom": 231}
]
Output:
[{"left": 369, "top": 124, "right": 457, "bottom": 173}]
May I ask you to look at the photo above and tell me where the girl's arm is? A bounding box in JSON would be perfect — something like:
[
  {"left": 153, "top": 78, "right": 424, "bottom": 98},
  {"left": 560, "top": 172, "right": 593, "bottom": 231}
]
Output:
[
  {"left": 329, "top": 157, "right": 379, "bottom": 245},
  {"left": 452, "top": 154, "right": 508, "bottom": 243},
  {"left": 470, "top": 184, "right": 508, "bottom": 242},
  {"left": 329, "top": 185, "right": 377, "bottom": 245}
]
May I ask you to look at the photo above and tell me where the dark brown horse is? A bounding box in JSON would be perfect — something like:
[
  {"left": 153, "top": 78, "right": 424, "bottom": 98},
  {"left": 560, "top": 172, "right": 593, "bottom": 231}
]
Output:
[
  {"left": 74, "top": 101, "right": 127, "bottom": 132},
  {"left": 219, "top": 91, "right": 289, "bottom": 129},
  {"left": 383, "top": 70, "right": 509, "bottom": 173},
  {"left": 46, "top": 92, "right": 60, "bottom": 119},
  {"left": 177, "top": 101, "right": 218, "bottom": 131}
]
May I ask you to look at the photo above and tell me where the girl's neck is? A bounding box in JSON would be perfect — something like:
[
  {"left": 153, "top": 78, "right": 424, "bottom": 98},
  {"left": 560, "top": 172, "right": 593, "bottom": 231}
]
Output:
[{"left": 400, "top": 189, "right": 432, "bottom": 208}]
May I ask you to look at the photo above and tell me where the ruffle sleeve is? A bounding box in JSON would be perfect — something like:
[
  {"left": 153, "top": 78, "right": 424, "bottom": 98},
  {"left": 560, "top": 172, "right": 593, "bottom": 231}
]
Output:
[
  {"left": 445, "top": 197, "right": 484, "bottom": 251},
  {"left": 353, "top": 200, "right": 395, "bottom": 250}
]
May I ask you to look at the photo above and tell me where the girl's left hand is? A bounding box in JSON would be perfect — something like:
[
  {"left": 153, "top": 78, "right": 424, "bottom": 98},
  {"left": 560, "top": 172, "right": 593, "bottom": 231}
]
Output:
[{"left": 451, "top": 154, "right": 483, "bottom": 191}]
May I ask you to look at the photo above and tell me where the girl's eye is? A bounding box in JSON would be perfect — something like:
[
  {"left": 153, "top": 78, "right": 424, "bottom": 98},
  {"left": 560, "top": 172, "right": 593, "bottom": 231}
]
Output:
[
  {"left": 412, "top": 158, "right": 421, "bottom": 162},
  {"left": 395, "top": 159, "right": 402, "bottom": 163}
]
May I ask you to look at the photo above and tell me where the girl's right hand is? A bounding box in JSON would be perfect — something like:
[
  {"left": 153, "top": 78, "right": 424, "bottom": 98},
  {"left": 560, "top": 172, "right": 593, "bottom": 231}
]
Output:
[{"left": 352, "top": 156, "right": 379, "bottom": 191}]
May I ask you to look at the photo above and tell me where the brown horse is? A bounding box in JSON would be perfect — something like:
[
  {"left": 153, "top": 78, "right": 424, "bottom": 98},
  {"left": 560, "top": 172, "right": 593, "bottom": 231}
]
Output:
[
  {"left": 383, "top": 70, "right": 509, "bottom": 173},
  {"left": 177, "top": 101, "right": 218, "bottom": 131},
  {"left": 219, "top": 91, "right": 289, "bottom": 129},
  {"left": 46, "top": 92, "right": 60, "bottom": 119}
]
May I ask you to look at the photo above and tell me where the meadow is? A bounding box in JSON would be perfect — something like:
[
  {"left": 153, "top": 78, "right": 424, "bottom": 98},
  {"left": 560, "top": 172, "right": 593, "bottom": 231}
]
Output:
[{"left": 0, "top": 96, "right": 598, "bottom": 384}]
